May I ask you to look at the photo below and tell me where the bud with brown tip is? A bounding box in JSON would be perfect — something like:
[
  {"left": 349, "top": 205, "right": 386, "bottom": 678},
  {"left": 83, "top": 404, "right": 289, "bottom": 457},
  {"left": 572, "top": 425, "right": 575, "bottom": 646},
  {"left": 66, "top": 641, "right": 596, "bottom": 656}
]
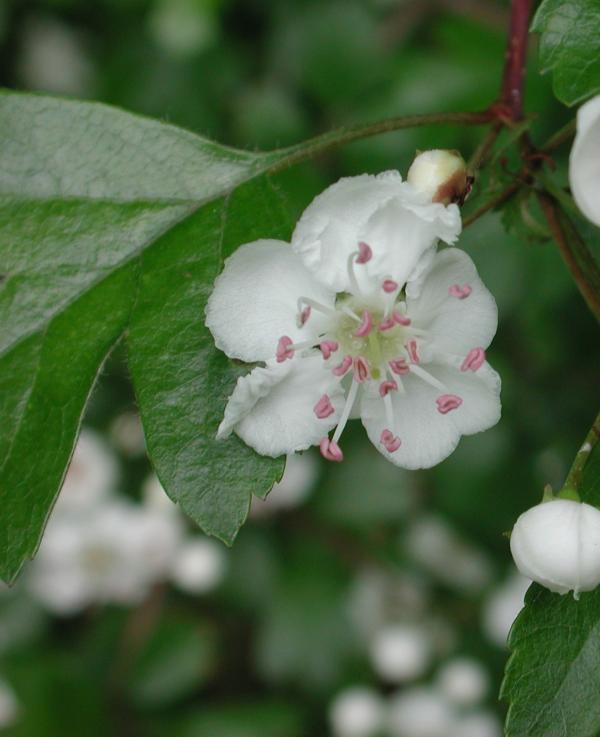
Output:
[{"left": 407, "top": 149, "right": 471, "bottom": 205}]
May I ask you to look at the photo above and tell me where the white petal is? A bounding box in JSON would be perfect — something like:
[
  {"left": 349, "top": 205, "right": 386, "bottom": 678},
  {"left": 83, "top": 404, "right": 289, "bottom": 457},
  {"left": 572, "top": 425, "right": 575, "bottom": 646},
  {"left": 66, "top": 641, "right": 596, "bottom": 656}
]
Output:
[
  {"left": 359, "top": 197, "right": 461, "bottom": 291},
  {"left": 205, "top": 239, "right": 335, "bottom": 363},
  {"left": 360, "top": 359, "right": 500, "bottom": 469},
  {"left": 218, "top": 355, "right": 345, "bottom": 456},
  {"left": 292, "top": 172, "right": 459, "bottom": 293},
  {"left": 569, "top": 95, "right": 600, "bottom": 228},
  {"left": 408, "top": 248, "right": 498, "bottom": 355}
]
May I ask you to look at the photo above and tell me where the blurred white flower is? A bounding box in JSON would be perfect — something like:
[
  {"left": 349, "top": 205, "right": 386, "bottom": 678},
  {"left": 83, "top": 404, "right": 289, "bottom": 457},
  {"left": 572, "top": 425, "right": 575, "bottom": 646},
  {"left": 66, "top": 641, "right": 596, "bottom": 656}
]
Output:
[
  {"left": 142, "top": 473, "right": 179, "bottom": 516},
  {"left": 451, "top": 711, "right": 502, "bottom": 737},
  {"left": 387, "top": 687, "right": 456, "bottom": 737},
  {"left": 109, "top": 411, "right": 146, "bottom": 458},
  {"left": 348, "top": 570, "right": 429, "bottom": 644},
  {"left": 28, "top": 497, "right": 182, "bottom": 615},
  {"left": 369, "top": 624, "right": 431, "bottom": 683},
  {"left": 329, "top": 686, "right": 385, "bottom": 737},
  {"left": 510, "top": 498, "right": 600, "bottom": 597},
  {"left": 18, "top": 16, "right": 94, "bottom": 95},
  {"left": 0, "top": 678, "right": 18, "bottom": 729},
  {"left": 569, "top": 95, "right": 600, "bottom": 227},
  {"left": 405, "top": 516, "right": 492, "bottom": 593},
  {"left": 58, "top": 428, "right": 118, "bottom": 513},
  {"left": 148, "top": 0, "right": 216, "bottom": 56},
  {"left": 250, "top": 452, "right": 318, "bottom": 517},
  {"left": 435, "top": 657, "right": 489, "bottom": 707},
  {"left": 482, "top": 573, "right": 529, "bottom": 647},
  {"left": 170, "top": 538, "right": 227, "bottom": 595}
]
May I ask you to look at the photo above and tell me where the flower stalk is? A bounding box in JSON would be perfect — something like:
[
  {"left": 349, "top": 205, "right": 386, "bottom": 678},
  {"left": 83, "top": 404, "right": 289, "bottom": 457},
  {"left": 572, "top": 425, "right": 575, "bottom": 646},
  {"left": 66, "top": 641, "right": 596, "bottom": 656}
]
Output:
[{"left": 563, "top": 409, "right": 600, "bottom": 495}]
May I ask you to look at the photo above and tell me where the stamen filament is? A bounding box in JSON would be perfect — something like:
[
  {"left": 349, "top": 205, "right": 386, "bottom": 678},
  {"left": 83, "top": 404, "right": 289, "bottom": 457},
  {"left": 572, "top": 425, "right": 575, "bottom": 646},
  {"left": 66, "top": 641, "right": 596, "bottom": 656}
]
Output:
[
  {"left": 409, "top": 364, "right": 447, "bottom": 391},
  {"left": 332, "top": 380, "right": 359, "bottom": 444},
  {"left": 297, "top": 297, "right": 336, "bottom": 317}
]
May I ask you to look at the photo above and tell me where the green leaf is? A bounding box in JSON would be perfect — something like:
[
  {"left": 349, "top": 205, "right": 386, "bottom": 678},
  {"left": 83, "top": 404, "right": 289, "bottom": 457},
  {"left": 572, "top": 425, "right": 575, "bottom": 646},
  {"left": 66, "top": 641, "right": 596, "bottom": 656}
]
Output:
[
  {"left": 502, "top": 584, "right": 600, "bottom": 737},
  {"left": 531, "top": 0, "right": 600, "bottom": 106},
  {"left": 0, "top": 90, "right": 304, "bottom": 581}
]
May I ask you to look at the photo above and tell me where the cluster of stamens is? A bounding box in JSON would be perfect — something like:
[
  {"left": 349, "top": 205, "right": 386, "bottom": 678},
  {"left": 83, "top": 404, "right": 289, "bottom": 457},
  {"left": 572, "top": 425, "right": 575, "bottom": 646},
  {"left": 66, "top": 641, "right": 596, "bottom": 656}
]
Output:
[{"left": 275, "top": 243, "right": 485, "bottom": 462}]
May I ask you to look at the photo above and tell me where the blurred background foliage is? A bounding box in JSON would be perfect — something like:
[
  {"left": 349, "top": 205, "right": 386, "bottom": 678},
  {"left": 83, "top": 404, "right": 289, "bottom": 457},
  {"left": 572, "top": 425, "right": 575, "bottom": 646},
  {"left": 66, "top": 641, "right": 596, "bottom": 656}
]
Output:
[{"left": 0, "top": 0, "right": 598, "bottom": 735}]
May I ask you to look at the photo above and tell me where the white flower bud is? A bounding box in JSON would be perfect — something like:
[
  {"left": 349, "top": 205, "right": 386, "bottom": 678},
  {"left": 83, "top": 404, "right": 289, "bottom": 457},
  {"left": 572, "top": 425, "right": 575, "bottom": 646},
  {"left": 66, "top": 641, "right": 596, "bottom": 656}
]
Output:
[
  {"left": 569, "top": 95, "right": 600, "bottom": 227},
  {"left": 407, "top": 149, "right": 470, "bottom": 205},
  {"left": 510, "top": 498, "right": 600, "bottom": 597}
]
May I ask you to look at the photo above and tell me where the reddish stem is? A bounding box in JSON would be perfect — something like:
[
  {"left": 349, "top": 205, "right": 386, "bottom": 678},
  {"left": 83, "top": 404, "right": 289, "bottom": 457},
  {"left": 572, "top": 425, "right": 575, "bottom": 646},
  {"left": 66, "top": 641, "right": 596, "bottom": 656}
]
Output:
[{"left": 498, "top": 0, "right": 534, "bottom": 120}]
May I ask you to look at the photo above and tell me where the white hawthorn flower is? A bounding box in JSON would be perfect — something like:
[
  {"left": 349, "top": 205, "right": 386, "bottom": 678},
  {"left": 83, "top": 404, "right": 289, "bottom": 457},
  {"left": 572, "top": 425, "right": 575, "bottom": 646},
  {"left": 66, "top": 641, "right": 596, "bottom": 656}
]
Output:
[
  {"left": 387, "top": 687, "right": 456, "bottom": 737},
  {"left": 58, "top": 428, "right": 118, "bottom": 512},
  {"left": 206, "top": 172, "right": 500, "bottom": 468},
  {"left": 329, "top": 687, "right": 385, "bottom": 737},
  {"left": 369, "top": 623, "right": 432, "bottom": 683},
  {"left": 510, "top": 498, "right": 600, "bottom": 598},
  {"left": 170, "top": 537, "right": 227, "bottom": 594},
  {"left": 28, "top": 496, "right": 183, "bottom": 614},
  {"left": 569, "top": 95, "right": 600, "bottom": 227},
  {"left": 435, "top": 657, "right": 489, "bottom": 707}
]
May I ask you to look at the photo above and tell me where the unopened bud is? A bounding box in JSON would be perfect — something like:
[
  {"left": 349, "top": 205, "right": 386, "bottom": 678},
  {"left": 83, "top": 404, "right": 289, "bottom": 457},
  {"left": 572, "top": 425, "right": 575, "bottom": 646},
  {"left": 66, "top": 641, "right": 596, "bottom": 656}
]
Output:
[
  {"left": 407, "top": 149, "right": 471, "bottom": 205},
  {"left": 510, "top": 499, "right": 600, "bottom": 598}
]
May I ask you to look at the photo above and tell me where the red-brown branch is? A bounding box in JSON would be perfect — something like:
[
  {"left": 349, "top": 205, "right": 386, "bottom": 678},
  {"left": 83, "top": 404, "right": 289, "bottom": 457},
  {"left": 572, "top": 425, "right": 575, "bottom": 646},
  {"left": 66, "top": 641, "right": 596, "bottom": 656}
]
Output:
[{"left": 498, "top": 0, "right": 535, "bottom": 121}]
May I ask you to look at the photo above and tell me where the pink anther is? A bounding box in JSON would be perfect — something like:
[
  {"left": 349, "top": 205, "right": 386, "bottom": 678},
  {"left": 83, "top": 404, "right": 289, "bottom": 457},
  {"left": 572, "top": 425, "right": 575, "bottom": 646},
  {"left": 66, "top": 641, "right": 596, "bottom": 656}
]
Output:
[
  {"left": 406, "top": 339, "right": 420, "bottom": 364},
  {"left": 382, "top": 279, "right": 398, "bottom": 293},
  {"left": 276, "top": 335, "right": 294, "bottom": 363},
  {"left": 393, "top": 311, "right": 412, "bottom": 327},
  {"left": 379, "top": 380, "right": 398, "bottom": 397},
  {"left": 449, "top": 283, "right": 472, "bottom": 299},
  {"left": 353, "top": 356, "right": 370, "bottom": 383},
  {"left": 320, "top": 340, "right": 339, "bottom": 360},
  {"left": 320, "top": 437, "right": 344, "bottom": 462},
  {"left": 354, "top": 310, "right": 373, "bottom": 337},
  {"left": 379, "top": 316, "right": 396, "bottom": 332},
  {"left": 298, "top": 305, "right": 311, "bottom": 326},
  {"left": 356, "top": 241, "right": 373, "bottom": 264},
  {"left": 314, "top": 394, "right": 335, "bottom": 419},
  {"left": 461, "top": 347, "right": 486, "bottom": 372},
  {"left": 333, "top": 355, "right": 353, "bottom": 377},
  {"left": 436, "top": 394, "right": 463, "bottom": 414},
  {"left": 389, "top": 358, "right": 410, "bottom": 375},
  {"left": 381, "top": 429, "right": 402, "bottom": 453}
]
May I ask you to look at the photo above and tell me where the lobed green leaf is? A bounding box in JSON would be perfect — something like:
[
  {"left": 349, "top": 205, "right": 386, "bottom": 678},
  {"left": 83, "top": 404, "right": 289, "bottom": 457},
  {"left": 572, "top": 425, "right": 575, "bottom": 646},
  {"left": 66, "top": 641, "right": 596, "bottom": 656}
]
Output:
[{"left": 531, "top": 0, "right": 600, "bottom": 106}]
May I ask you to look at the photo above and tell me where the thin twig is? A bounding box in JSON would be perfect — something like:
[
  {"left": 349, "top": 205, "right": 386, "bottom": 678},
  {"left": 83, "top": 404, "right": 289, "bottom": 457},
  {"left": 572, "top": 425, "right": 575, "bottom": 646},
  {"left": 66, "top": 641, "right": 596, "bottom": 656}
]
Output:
[
  {"left": 563, "top": 410, "right": 600, "bottom": 493},
  {"left": 268, "top": 111, "right": 494, "bottom": 171},
  {"left": 463, "top": 182, "right": 521, "bottom": 228},
  {"left": 537, "top": 191, "right": 600, "bottom": 324},
  {"left": 542, "top": 119, "right": 576, "bottom": 152},
  {"left": 469, "top": 123, "right": 503, "bottom": 172}
]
